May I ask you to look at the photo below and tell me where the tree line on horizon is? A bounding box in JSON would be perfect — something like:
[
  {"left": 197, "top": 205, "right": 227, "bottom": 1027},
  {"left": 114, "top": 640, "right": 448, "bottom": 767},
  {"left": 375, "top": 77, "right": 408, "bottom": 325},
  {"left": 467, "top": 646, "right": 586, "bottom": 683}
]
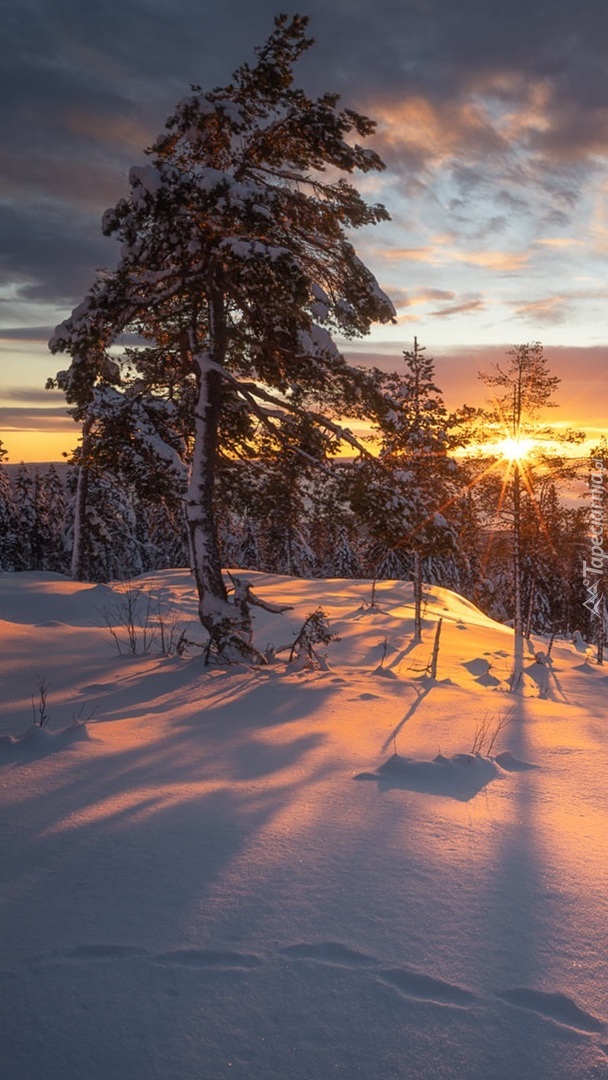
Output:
[{"left": 0, "top": 363, "right": 604, "bottom": 652}]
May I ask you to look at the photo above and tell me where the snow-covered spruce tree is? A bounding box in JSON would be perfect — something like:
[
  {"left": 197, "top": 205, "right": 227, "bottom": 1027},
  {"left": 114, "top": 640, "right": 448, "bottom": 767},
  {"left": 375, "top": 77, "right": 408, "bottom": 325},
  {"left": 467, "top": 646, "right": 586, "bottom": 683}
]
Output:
[
  {"left": 350, "top": 339, "right": 465, "bottom": 640},
  {"left": 0, "top": 442, "right": 20, "bottom": 571},
  {"left": 223, "top": 416, "right": 323, "bottom": 577},
  {"left": 37, "top": 465, "right": 70, "bottom": 573},
  {"left": 45, "top": 377, "right": 188, "bottom": 580},
  {"left": 303, "top": 465, "right": 362, "bottom": 578},
  {"left": 49, "top": 15, "right": 394, "bottom": 661},
  {"left": 65, "top": 468, "right": 155, "bottom": 582},
  {"left": 519, "top": 477, "right": 573, "bottom": 638},
  {"left": 13, "top": 465, "right": 44, "bottom": 571}
]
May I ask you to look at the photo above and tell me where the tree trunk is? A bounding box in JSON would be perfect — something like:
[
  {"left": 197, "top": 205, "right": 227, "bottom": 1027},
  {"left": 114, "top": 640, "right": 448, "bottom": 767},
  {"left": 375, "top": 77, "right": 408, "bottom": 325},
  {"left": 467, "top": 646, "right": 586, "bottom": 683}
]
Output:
[
  {"left": 510, "top": 463, "right": 524, "bottom": 691},
  {"left": 413, "top": 549, "right": 422, "bottom": 643},
  {"left": 429, "top": 617, "right": 442, "bottom": 679},
  {"left": 186, "top": 296, "right": 265, "bottom": 663},
  {"left": 524, "top": 576, "right": 536, "bottom": 641},
  {"left": 597, "top": 596, "right": 605, "bottom": 666},
  {"left": 71, "top": 415, "right": 93, "bottom": 580},
  {"left": 186, "top": 353, "right": 228, "bottom": 633}
]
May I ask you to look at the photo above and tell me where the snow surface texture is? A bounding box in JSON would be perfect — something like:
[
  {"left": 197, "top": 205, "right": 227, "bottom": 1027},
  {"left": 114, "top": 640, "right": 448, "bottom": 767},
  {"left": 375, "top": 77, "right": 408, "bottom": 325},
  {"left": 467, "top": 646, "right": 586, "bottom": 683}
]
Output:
[{"left": 1, "top": 571, "right": 608, "bottom": 1079}]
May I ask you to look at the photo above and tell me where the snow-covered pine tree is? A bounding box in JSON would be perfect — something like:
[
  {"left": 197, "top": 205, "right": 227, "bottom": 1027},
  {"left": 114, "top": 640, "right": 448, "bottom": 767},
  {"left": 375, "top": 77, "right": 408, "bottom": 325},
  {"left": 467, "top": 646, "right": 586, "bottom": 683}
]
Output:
[
  {"left": 351, "top": 339, "right": 464, "bottom": 640},
  {"left": 12, "top": 465, "right": 43, "bottom": 571},
  {"left": 326, "top": 524, "right": 361, "bottom": 579},
  {"left": 49, "top": 15, "right": 395, "bottom": 660},
  {"left": 38, "top": 464, "right": 70, "bottom": 573},
  {"left": 0, "top": 442, "right": 19, "bottom": 571},
  {"left": 69, "top": 470, "right": 150, "bottom": 582},
  {"left": 519, "top": 477, "right": 574, "bottom": 637},
  {"left": 237, "top": 417, "right": 324, "bottom": 577},
  {"left": 480, "top": 344, "right": 559, "bottom": 645},
  {"left": 304, "top": 466, "right": 362, "bottom": 578},
  {"left": 361, "top": 539, "right": 409, "bottom": 582},
  {"left": 46, "top": 379, "right": 188, "bottom": 580},
  {"left": 143, "top": 496, "right": 190, "bottom": 571}
]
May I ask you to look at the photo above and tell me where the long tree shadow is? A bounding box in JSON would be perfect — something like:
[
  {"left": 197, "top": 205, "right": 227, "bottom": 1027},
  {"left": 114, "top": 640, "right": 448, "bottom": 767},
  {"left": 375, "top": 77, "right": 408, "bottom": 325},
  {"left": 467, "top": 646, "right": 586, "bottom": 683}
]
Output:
[
  {"left": 380, "top": 677, "right": 434, "bottom": 753},
  {"left": 463, "top": 695, "right": 606, "bottom": 1078}
]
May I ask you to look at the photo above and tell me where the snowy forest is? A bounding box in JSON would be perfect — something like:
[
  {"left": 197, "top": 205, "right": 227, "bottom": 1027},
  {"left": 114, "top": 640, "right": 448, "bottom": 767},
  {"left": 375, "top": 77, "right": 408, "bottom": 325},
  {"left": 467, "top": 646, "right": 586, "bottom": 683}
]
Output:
[{"left": 1, "top": 405, "right": 604, "bottom": 644}]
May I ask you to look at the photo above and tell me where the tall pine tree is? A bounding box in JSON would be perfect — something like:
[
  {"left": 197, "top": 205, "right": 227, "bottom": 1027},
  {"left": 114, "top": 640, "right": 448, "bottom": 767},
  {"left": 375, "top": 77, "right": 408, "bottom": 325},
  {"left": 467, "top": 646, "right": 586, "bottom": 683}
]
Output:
[{"left": 49, "top": 15, "right": 395, "bottom": 660}]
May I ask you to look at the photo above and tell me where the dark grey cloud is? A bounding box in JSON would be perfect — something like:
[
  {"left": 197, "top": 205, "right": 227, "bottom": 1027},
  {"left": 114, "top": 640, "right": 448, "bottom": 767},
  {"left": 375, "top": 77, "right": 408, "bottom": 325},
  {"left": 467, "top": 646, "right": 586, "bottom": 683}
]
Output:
[
  {"left": 0, "top": 406, "right": 73, "bottom": 431},
  {"left": 0, "top": 328, "right": 55, "bottom": 343},
  {"left": 2, "top": 387, "right": 67, "bottom": 403},
  {"left": 2, "top": 0, "right": 608, "bottom": 319},
  {"left": 0, "top": 201, "right": 112, "bottom": 304}
]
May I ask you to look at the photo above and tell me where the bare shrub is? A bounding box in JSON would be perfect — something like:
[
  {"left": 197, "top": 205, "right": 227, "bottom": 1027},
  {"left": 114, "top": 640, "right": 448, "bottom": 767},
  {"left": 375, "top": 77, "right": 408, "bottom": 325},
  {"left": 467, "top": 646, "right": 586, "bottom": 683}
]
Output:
[
  {"left": 470, "top": 708, "right": 515, "bottom": 756},
  {"left": 31, "top": 675, "right": 51, "bottom": 728}
]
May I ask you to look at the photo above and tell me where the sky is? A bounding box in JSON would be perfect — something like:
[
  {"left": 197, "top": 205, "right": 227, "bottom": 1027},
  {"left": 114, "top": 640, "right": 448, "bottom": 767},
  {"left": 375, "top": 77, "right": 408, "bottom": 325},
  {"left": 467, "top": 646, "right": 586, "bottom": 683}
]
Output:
[{"left": 1, "top": 0, "right": 607, "bottom": 462}]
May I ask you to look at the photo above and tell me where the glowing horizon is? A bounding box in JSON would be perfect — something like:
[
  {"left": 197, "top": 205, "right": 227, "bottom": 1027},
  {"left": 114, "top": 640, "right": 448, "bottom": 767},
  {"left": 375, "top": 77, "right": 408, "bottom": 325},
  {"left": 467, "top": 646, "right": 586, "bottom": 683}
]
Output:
[
  {"left": 1, "top": 336, "right": 607, "bottom": 465},
  {"left": 1, "top": 430, "right": 78, "bottom": 465}
]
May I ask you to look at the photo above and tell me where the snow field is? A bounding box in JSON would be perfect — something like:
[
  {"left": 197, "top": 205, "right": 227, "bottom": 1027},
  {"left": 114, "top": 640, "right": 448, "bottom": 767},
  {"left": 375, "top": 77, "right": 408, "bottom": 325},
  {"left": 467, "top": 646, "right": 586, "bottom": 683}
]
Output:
[{"left": 1, "top": 570, "right": 608, "bottom": 1079}]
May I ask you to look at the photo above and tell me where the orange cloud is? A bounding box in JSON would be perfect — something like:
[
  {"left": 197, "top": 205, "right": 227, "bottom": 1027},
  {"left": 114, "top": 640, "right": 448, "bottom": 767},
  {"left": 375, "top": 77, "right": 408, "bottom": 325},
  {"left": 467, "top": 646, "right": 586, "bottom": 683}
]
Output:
[
  {"left": 509, "top": 296, "right": 568, "bottom": 322},
  {"left": 373, "top": 94, "right": 507, "bottom": 168},
  {"left": 386, "top": 286, "right": 457, "bottom": 310},
  {"left": 534, "top": 237, "right": 584, "bottom": 250},
  {"left": 457, "top": 250, "right": 529, "bottom": 271},
  {"left": 371, "top": 242, "right": 528, "bottom": 272},
  {"left": 374, "top": 245, "right": 438, "bottom": 262},
  {"left": 486, "top": 77, "right": 553, "bottom": 142}
]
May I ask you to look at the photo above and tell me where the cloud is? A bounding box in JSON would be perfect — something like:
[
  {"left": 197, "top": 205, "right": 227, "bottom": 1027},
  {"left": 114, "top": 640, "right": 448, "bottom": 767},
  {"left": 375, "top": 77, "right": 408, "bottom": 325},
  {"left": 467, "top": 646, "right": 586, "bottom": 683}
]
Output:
[
  {"left": 1, "top": 0, "right": 608, "bottom": 364},
  {"left": 534, "top": 238, "right": 584, "bottom": 250},
  {"left": 375, "top": 246, "right": 438, "bottom": 263},
  {"left": 2, "top": 388, "right": 67, "bottom": 404},
  {"left": 0, "top": 327, "right": 55, "bottom": 342},
  {"left": 0, "top": 406, "right": 73, "bottom": 432},
  {"left": 371, "top": 95, "right": 508, "bottom": 176},
  {"left": 385, "top": 286, "right": 456, "bottom": 310},
  {"left": 374, "top": 242, "right": 529, "bottom": 273},
  {"left": 386, "top": 287, "right": 485, "bottom": 321},
  {"left": 509, "top": 296, "right": 569, "bottom": 323},
  {"left": 508, "top": 286, "right": 608, "bottom": 325},
  {"left": 0, "top": 202, "right": 113, "bottom": 306},
  {"left": 414, "top": 288, "right": 456, "bottom": 302},
  {"left": 429, "top": 298, "right": 486, "bottom": 318},
  {"left": 457, "top": 250, "right": 529, "bottom": 271}
]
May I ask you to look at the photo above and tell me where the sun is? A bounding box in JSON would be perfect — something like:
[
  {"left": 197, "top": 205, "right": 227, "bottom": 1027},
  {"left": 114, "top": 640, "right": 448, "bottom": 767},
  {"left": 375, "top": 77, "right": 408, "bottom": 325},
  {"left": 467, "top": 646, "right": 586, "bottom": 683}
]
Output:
[{"left": 494, "top": 436, "right": 536, "bottom": 462}]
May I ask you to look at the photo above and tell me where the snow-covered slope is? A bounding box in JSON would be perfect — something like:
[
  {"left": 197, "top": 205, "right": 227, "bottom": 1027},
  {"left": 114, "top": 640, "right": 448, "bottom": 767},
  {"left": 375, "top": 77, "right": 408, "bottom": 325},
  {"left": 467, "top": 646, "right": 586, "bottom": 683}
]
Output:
[{"left": 1, "top": 570, "right": 608, "bottom": 1080}]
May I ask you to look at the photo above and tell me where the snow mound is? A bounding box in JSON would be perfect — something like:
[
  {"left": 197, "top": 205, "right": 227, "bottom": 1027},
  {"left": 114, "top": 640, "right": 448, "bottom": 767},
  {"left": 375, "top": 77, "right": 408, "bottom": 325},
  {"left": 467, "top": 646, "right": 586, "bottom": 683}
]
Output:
[
  {"left": 493, "top": 750, "right": 539, "bottom": 771},
  {"left": 0, "top": 721, "right": 92, "bottom": 760},
  {"left": 354, "top": 752, "right": 505, "bottom": 801}
]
